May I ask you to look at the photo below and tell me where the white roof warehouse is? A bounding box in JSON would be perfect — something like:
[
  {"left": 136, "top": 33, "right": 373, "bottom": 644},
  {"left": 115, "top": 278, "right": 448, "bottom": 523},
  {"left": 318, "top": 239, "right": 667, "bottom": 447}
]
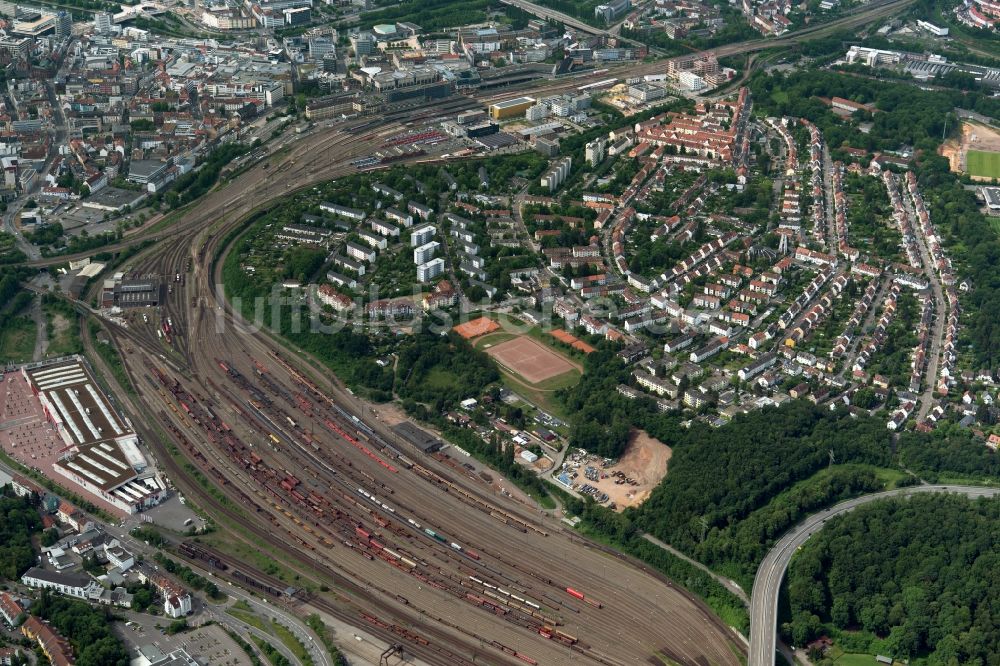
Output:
[{"left": 22, "top": 358, "right": 166, "bottom": 514}]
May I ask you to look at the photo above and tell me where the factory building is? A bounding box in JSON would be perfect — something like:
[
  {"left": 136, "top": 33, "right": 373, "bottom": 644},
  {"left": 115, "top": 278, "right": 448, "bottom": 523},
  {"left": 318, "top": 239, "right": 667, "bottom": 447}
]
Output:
[{"left": 22, "top": 359, "right": 167, "bottom": 514}]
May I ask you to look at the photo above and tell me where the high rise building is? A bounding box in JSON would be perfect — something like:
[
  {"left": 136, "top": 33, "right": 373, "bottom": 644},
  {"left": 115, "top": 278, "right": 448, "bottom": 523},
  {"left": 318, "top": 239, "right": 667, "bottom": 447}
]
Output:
[
  {"left": 350, "top": 31, "right": 375, "bottom": 57},
  {"left": 94, "top": 11, "right": 114, "bottom": 34},
  {"left": 54, "top": 10, "right": 71, "bottom": 38},
  {"left": 585, "top": 137, "right": 606, "bottom": 166}
]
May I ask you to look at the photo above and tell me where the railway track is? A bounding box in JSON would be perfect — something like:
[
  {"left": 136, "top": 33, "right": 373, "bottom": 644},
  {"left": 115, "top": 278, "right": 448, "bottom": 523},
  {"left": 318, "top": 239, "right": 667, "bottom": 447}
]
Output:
[
  {"left": 65, "top": 89, "right": 748, "bottom": 661},
  {"left": 133, "top": 346, "right": 629, "bottom": 665},
  {"left": 113, "top": 347, "right": 514, "bottom": 666},
  {"left": 84, "top": 211, "right": 744, "bottom": 666}
]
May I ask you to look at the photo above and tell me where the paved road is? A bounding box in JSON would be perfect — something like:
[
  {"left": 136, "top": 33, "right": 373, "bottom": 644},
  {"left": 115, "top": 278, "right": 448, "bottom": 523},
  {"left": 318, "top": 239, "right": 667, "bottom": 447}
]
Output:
[
  {"left": 103, "top": 521, "right": 332, "bottom": 666},
  {"left": 836, "top": 274, "right": 892, "bottom": 381},
  {"left": 748, "top": 485, "right": 1000, "bottom": 666},
  {"left": 641, "top": 533, "right": 748, "bottom": 605},
  {"left": 900, "top": 181, "right": 946, "bottom": 421},
  {"left": 498, "top": 0, "right": 656, "bottom": 51},
  {"left": 499, "top": 0, "right": 608, "bottom": 35}
]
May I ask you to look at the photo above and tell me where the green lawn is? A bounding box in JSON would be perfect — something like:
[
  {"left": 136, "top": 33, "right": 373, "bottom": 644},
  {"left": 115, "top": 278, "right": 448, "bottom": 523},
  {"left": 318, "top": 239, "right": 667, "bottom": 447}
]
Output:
[
  {"left": 0, "top": 317, "right": 35, "bottom": 363},
  {"left": 423, "top": 366, "right": 462, "bottom": 392},
  {"left": 271, "top": 620, "right": 313, "bottom": 665},
  {"left": 967, "top": 150, "right": 1000, "bottom": 179},
  {"left": 495, "top": 366, "right": 578, "bottom": 420},
  {"left": 989, "top": 216, "right": 1000, "bottom": 236},
  {"left": 227, "top": 608, "right": 270, "bottom": 633},
  {"left": 531, "top": 368, "right": 583, "bottom": 392}
]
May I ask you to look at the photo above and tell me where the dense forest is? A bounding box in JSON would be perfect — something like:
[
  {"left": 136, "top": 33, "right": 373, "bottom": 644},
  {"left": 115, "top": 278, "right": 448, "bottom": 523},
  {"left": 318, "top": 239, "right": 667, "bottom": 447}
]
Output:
[
  {"left": 32, "top": 592, "right": 129, "bottom": 666},
  {"left": 633, "top": 403, "right": 894, "bottom": 566},
  {"left": 898, "top": 424, "right": 1000, "bottom": 481},
  {"left": 558, "top": 398, "right": 1000, "bottom": 634},
  {"left": 0, "top": 491, "right": 42, "bottom": 581},
  {"left": 395, "top": 328, "right": 500, "bottom": 410},
  {"left": 558, "top": 349, "right": 634, "bottom": 457},
  {"left": 558, "top": 361, "right": 1000, "bottom": 589},
  {"left": 786, "top": 494, "right": 1000, "bottom": 664},
  {"left": 690, "top": 465, "right": 888, "bottom": 584},
  {"left": 557, "top": 392, "right": 1000, "bottom": 630}
]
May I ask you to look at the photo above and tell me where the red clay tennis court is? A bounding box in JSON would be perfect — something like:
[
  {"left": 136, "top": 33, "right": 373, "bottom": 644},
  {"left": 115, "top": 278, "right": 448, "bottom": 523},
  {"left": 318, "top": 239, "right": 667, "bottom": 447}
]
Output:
[
  {"left": 485, "top": 336, "right": 576, "bottom": 384},
  {"left": 550, "top": 328, "right": 596, "bottom": 354},
  {"left": 453, "top": 317, "right": 500, "bottom": 340}
]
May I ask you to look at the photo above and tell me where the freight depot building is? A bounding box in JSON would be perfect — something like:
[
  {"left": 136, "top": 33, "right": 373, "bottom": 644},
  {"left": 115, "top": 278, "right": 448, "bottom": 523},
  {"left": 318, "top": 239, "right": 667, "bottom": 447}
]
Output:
[
  {"left": 393, "top": 421, "right": 444, "bottom": 453},
  {"left": 100, "top": 277, "right": 162, "bottom": 308},
  {"left": 22, "top": 358, "right": 166, "bottom": 514}
]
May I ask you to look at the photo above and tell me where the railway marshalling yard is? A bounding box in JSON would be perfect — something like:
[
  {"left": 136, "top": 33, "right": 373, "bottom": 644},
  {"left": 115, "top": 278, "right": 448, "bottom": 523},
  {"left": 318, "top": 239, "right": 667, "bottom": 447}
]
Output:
[
  {"left": 65, "top": 109, "right": 746, "bottom": 666},
  {"left": 12, "top": 1, "right": 924, "bottom": 658}
]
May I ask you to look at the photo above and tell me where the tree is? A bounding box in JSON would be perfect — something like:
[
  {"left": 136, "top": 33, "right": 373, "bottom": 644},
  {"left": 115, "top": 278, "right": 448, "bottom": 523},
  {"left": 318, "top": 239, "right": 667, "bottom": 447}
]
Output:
[
  {"left": 32, "top": 591, "right": 129, "bottom": 666},
  {"left": 131, "top": 587, "right": 154, "bottom": 612},
  {"left": 0, "top": 492, "right": 42, "bottom": 580},
  {"left": 785, "top": 495, "right": 1000, "bottom": 662},
  {"left": 852, "top": 388, "right": 879, "bottom": 409},
  {"left": 165, "top": 619, "right": 188, "bottom": 634}
]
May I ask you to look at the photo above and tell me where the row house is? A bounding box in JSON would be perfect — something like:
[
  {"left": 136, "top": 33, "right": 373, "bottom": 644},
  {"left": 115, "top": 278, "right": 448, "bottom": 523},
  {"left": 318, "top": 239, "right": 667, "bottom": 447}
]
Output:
[
  {"left": 408, "top": 200, "right": 433, "bottom": 220},
  {"left": 690, "top": 336, "right": 729, "bottom": 363},
  {"left": 371, "top": 219, "right": 400, "bottom": 237}
]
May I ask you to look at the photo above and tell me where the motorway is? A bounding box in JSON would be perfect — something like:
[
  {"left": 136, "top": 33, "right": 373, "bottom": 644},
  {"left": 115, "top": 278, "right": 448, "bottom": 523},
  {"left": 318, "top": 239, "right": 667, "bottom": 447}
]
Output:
[
  {"left": 748, "top": 485, "right": 1000, "bottom": 666},
  {"left": 499, "top": 0, "right": 616, "bottom": 36},
  {"left": 497, "top": 0, "right": 651, "bottom": 48}
]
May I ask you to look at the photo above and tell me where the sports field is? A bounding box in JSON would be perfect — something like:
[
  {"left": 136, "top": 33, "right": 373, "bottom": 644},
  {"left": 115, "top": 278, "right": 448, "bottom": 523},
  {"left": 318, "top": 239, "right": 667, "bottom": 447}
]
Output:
[
  {"left": 967, "top": 150, "right": 1000, "bottom": 179},
  {"left": 452, "top": 316, "right": 499, "bottom": 339},
  {"left": 485, "top": 336, "right": 576, "bottom": 384}
]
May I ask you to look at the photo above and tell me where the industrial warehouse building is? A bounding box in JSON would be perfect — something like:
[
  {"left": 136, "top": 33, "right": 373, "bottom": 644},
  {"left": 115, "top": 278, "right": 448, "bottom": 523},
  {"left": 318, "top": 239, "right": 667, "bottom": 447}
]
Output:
[
  {"left": 100, "top": 277, "right": 162, "bottom": 308},
  {"left": 22, "top": 358, "right": 167, "bottom": 514},
  {"left": 393, "top": 422, "right": 443, "bottom": 453},
  {"left": 489, "top": 96, "right": 536, "bottom": 120}
]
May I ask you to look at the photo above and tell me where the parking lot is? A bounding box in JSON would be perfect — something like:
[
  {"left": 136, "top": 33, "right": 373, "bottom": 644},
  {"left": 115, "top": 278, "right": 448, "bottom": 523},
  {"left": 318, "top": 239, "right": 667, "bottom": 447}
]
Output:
[
  {"left": 141, "top": 493, "right": 202, "bottom": 533},
  {"left": 116, "top": 613, "right": 253, "bottom": 666}
]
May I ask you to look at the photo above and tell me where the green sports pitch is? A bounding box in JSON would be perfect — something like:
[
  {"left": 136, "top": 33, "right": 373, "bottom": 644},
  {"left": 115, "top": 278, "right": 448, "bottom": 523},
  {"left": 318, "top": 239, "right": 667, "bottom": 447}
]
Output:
[{"left": 967, "top": 150, "right": 1000, "bottom": 179}]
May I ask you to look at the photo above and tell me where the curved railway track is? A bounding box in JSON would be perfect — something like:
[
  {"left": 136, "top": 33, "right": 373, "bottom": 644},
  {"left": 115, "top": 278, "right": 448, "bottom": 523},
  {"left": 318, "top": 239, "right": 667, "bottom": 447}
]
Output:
[
  {"left": 61, "top": 6, "right": 924, "bottom": 654},
  {"left": 79, "top": 144, "right": 745, "bottom": 665}
]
